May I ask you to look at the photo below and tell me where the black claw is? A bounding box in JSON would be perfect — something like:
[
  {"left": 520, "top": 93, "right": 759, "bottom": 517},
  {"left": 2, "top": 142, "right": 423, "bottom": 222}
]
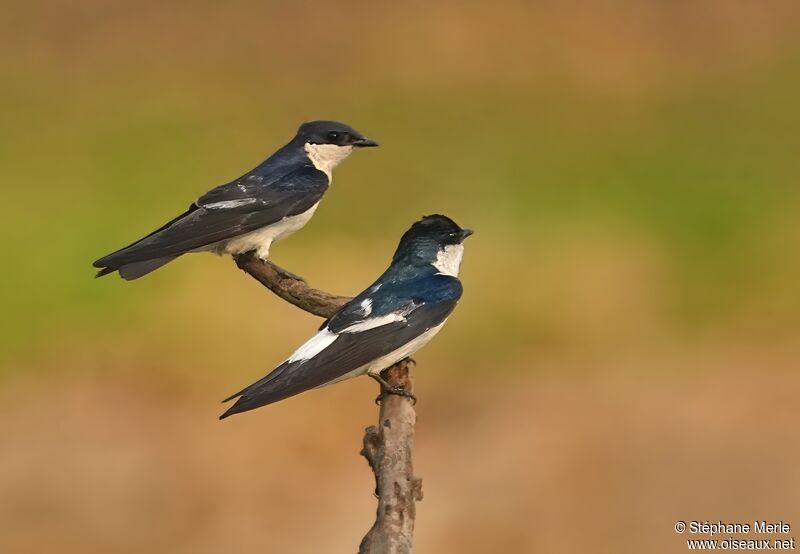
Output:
[
  {"left": 369, "top": 373, "right": 417, "bottom": 405},
  {"left": 375, "top": 386, "right": 417, "bottom": 405},
  {"left": 388, "top": 387, "right": 417, "bottom": 405}
]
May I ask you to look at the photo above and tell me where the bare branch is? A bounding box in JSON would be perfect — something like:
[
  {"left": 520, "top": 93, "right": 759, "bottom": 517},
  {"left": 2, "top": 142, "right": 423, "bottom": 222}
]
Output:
[
  {"left": 232, "top": 253, "right": 422, "bottom": 552},
  {"left": 359, "top": 359, "right": 422, "bottom": 554},
  {"left": 234, "top": 252, "right": 350, "bottom": 318}
]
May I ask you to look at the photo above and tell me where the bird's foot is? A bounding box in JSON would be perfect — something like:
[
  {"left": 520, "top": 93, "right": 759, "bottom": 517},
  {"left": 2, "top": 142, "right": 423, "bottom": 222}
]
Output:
[
  {"left": 369, "top": 373, "right": 417, "bottom": 405},
  {"left": 375, "top": 388, "right": 417, "bottom": 405}
]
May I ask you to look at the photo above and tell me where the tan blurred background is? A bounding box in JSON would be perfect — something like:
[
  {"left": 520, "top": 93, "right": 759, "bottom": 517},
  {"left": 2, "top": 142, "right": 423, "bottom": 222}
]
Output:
[{"left": 2, "top": 1, "right": 800, "bottom": 552}]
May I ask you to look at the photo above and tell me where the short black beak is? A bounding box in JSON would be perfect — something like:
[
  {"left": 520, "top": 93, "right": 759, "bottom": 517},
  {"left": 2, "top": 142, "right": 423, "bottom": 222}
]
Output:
[
  {"left": 460, "top": 228, "right": 474, "bottom": 240},
  {"left": 352, "top": 137, "right": 379, "bottom": 147}
]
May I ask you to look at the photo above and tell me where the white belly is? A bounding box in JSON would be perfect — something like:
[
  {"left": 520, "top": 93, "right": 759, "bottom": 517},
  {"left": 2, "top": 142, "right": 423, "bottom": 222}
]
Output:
[
  {"left": 210, "top": 202, "right": 320, "bottom": 259},
  {"left": 318, "top": 320, "right": 447, "bottom": 388}
]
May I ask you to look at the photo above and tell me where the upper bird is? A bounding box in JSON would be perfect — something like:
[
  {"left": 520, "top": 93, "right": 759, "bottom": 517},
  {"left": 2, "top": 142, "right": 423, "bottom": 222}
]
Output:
[
  {"left": 93, "top": 120, "right": 378, "bottom": 280},
  {"left": 220, "top": 214, "right": 472, "bottom": 419}
]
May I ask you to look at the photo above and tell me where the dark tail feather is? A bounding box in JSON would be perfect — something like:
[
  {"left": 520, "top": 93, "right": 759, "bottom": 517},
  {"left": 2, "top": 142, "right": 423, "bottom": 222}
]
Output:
[
  {"left": 219, "top": 380, "right": 275, "bottom": 420},
  {"left": 222, "top": 387, "right": 249, "bottom": 404},
  {"left": 220, "top": 393, "right": 267, "bottom": 419},
  {"left": 219, "top": 364, "right": 303, "bottom": 419},
  {"left": 95, "top": 266, "right": 117, "bottom": 278},
  {"left": 220, "top": 394, "right": 285, "bottom": 419},
  {"left": 219, "top": 401, "right": 247, "bottom": 420},
  {"left": 95, "top": 255, "right": 180, "bottom": 280}
]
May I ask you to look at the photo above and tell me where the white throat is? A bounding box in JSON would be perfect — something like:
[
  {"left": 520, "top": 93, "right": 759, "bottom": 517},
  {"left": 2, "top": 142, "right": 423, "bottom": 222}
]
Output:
[
  {"left": 432, "top": 244, "right": 464, "bottom": 277},
  {"left": 304, "top": 143, "right": 354, "bottom": 179}
]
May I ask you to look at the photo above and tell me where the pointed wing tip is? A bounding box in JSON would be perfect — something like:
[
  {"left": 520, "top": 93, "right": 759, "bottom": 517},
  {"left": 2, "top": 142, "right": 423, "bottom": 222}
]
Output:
[
  {"left": 221, "top": 390, "right": 242, "bottom": 403},
  {"left": 94, "top": 267, "right": 116, "bottom": 278},
  {"left": 219, "top": 392, "right": 246, "bottom": 420},
  {"left": 219, "top": 399, "right": 247, "bottom": 420}
]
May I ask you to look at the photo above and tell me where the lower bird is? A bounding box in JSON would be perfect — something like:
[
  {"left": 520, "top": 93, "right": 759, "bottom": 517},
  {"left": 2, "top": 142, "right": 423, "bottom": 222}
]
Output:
[
  {"left": 220, "top": 214, "right": 472, "bottom": 419},
  {"left": 93, "top": 120, "right": 377, "bottom": 280}
]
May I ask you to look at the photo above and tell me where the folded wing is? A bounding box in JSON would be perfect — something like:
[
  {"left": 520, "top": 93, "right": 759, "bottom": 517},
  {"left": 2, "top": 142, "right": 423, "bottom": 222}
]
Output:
[
  {"left": 93, "top": 166, "right": 327, "bottom": 273},
  {"left": 220, "top": 275, "right": 462, "bottom": 418}
]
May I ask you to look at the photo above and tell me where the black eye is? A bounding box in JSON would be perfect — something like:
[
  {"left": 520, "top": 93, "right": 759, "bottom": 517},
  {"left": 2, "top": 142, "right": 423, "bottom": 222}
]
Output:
[{"left": 327, "top": 131, "right": 339, "bottom": 141}]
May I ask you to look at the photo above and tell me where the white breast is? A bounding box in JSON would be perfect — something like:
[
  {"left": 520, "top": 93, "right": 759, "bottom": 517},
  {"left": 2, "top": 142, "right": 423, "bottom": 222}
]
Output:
[
  {"left": 318, "top": 320, "right": 448, "bottom": 387},
  {"left": 364, "top": 321, "right": 446, "bottom": 374},
  {"left": 210, "top": 201, "right": 320, "bottom": 259}
]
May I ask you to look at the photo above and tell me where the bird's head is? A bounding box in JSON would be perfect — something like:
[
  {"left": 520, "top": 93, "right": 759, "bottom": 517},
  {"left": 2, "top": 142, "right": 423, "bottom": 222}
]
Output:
[
  {"left": 393, "top": 214, "right": 473, "bottom": 277},
  {"left": 294, "top": 121, "right": 378, "bottom": 176},
  {"left": 296, "top": 120, "right": 379, "bottom": 148}
]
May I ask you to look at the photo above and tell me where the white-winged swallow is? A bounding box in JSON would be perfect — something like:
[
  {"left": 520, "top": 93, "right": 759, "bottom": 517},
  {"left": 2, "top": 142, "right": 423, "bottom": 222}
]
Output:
[
  {"left": 93, "top": 120, "right": 377, "bottom": 279},
  {"left": 220, "top": 214, "right": 472, "bottom": 419}
]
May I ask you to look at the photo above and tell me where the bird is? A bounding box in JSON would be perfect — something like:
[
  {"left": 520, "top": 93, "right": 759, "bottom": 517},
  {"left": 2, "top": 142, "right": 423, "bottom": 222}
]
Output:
[
  {"left": 220, "top": 214, "right": 472, "bottom": 419},
  {"left": 93, "top": 120, "right": 378, "bottom": 280}
]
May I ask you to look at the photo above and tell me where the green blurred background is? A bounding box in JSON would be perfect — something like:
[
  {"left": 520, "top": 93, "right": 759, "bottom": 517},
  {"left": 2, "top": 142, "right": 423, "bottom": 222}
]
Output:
[{"left": 2, "top": 1, "right": 799, "bottom": 552}]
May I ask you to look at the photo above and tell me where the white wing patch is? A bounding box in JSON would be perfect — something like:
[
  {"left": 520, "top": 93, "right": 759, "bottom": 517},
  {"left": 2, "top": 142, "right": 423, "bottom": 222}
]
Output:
[
  {"left": 341, "top": 313, "right": 405, "bottom": 333},
  {"left": 202, "top": 198, "right": 259, "bottom": 210},
  {"left": 360, "top": 298, "right": 373, "bottom": 316},
  {"left": 341, "top": 303, "right": 417, "bottom": 333},
  {"left": 287, "top": 328, "right": 338, "bottom": 362}
]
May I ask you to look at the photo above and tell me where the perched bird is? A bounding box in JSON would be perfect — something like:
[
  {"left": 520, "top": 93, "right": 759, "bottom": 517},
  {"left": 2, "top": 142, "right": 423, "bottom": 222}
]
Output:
[
  {"left": 93, "top": 120, "right": 378, "bottom": 280},
  {"left": 220, "top": 214, "right": 472, "bottom": 419}
]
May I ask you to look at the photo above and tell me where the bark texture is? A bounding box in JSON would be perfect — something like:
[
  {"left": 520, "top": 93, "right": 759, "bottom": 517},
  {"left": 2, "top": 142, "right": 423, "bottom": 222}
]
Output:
[
  {"left": 233, "top": 253, "right": 422, "bottom": 553},
  {"left": 359, "top": 358, "right": 423, "bottom": 554},
  {"left": 234, "top": 251, "right": 349, "bottom": 318}
]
